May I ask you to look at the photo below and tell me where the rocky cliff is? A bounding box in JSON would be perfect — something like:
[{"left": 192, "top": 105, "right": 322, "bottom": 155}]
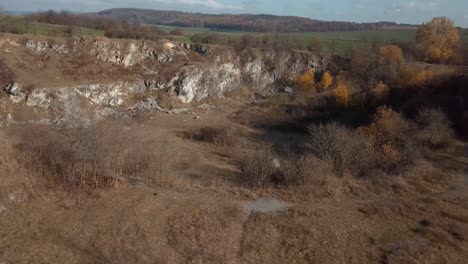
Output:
[{"left": 0, "top": 34, "right": 326, "bottom": 126}]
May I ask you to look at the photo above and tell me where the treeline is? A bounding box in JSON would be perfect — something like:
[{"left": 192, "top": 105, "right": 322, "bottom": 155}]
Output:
[
  {"left": 27, "top": 10, "right": 168, "bottom": 40},
  {"left": 97, "top": 8, "right": 416, "bottom": 33}
]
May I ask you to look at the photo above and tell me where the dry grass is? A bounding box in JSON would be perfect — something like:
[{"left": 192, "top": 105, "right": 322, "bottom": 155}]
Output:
[{"left": 167, "top": 198, "right": 243, "bottom": 263}]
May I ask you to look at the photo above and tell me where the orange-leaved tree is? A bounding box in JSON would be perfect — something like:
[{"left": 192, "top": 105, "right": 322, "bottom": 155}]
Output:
[
  {"left": 296, "top": 69, "right": 316, "bottom": 92},
  {"left": 318, "top": 71, "right": 333, "bottom": 91},
  {"left": 334, "top": 83, "right": 350, "bottom": 106},
  {"left": 416, "top": 17, "right": 460, "bottom": 63},
  {"left": 378, "top": 45, "right": 404, "bottom": 66}
]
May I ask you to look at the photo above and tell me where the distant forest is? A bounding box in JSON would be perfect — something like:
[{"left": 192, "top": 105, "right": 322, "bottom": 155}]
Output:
[{"left": 96, "top": 8, "right": 417, "bottom": 33}]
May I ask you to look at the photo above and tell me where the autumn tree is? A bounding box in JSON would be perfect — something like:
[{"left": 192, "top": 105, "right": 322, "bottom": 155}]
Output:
[
  {"left": 334, "top": 83, "right": 350, "bottom": 106},
  {"left": 296, "top": 69, "right": 316, "bottom": 92},
  {"left": 416, "top": 17, "right": 460, "bottom": 63},
  {"left": 378, "top": 45, "right": 404, "bottom": 66},
  {"left": 318, "top": 71, "right": 333, "bottom": 91},
  {"left": 377, "top": 45, "right": 405, "bottom": 82}
]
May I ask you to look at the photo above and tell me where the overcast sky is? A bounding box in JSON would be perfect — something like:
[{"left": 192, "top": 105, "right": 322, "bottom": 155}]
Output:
[{"left": 2, "top": 0, "right": 468, "bottom": 27}]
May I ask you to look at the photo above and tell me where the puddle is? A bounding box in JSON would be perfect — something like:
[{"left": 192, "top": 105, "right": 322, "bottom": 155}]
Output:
[{"left": 243, "top": 197, "right": 290, "bottom": 214}]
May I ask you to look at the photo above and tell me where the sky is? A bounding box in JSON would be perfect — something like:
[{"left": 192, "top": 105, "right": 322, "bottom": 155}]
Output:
[{"left": 2, "top": 0, "right": 468, "bottom": 27}]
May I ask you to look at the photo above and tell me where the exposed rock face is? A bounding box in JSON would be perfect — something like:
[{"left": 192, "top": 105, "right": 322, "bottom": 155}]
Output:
[
  {"left": 173, "top": 63, "right": 242, "bottom": 103},
  {"left": 75, "top": 82, "right": 144, "bottom": 107},
  {"left": 0, "top": 34, "right": 326, "bottom": 126},
  {"left": 26, "top": 88, "right": 54, "bottom": 109},
  {"left": 127, "top": 98, "right": 161, "bottom": 113}
]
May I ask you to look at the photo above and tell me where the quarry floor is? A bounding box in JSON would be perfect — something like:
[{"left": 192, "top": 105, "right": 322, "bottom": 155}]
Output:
[{"left": 1, "top": 100, "right": 468, "bottom": 264}]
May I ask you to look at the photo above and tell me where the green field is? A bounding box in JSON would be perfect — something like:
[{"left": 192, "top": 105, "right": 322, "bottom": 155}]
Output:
[
  {"left": 160, "top": 24, "right": 468, "bottom": 55},
  {"left": 0, "top": 15, "right": 105, "bottom": 37},
  {"left": 1, "top": 15, "right": 466, "bottom": 56},
  {"left": 159, "top": 25, "right": 420, "bottom": 54}
]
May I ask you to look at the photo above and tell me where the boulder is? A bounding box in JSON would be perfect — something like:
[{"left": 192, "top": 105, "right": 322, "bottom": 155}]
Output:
[
  {"left": 284, "top": 87, "right": 294, "bottom": 94},
  {"left": 5, "top": 83, "right": 26, "bottom": 103}
]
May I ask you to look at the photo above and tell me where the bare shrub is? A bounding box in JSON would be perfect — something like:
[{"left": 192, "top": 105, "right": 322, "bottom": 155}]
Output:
[
  {"left": 284, "top": 155, "right": 334, "bottom": 186},
  {"left": 307, "top": 110, "right": 417, "bottom": 178},
  {"left": 119, "top": 141, "right": 153, "bottom": 177},
  {"left": 13, "top": 125, "right": 176, "bottom": 192},
  {"left": 308, "top": 122, "right": 369, "bottom": 176},
  {"left": 14, "top": 126, "right": 114, "bottom": 191},
  {"left": 416, "top": 108, "right": 454, "bottom": 149},
  {"left": 240, "top": 146, "right": 277, "bottom": 188}
]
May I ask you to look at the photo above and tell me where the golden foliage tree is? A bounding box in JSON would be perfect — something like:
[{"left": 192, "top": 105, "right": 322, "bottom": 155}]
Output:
[
  {"left": 334, "top": 83, "right": 350, "bottom": 105},
  {"left": 318, "top": 71, "right": 333, "bottom": 91},
  {"left": 399, "top": 65, "right": 434, "bottom": 88},
  {"left": 371, "top": 82, "right": 390, "bottom": 100},
  {"left": 416, "top": 17, "right": 460, "bottom": 62},
  {"left": 296, "top": 69, "right": 316, "bottom": 92},
  {"left": 378, "top": 45, "right": 404, "bottom": 66},
  {"left": 413, "top": 70, "right": 434, "bottom": 86}
]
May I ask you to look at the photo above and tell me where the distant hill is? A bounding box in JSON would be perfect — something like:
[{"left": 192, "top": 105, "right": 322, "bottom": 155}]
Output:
[
  {"left": 3, "top": 11, "right": 33, "bottom": 15},
  {"left": 96, "top": 8, "right": 417, "bottom": 33}
]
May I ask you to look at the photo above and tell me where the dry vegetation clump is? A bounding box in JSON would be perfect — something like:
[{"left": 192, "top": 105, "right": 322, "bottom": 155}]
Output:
[
  {"left": 416, "top": 108, "right": 454, "bottom": 149},
  {"left": 308, "top": 122, "right": 372, "bottom": 176},
  {"left": 14, "top": 127, "right": 114, "bottom": 191},
  {"left": 361, "top": 106, "right": 417, "bottom": 173},
  {"left": 13, "top": 125, "right": 180, "bottom": 192},
  {"left": 240, "top": 146, "right": 278, "bottom": 188},
  {"left": 284, "top": 155, "right": 335, "bottom": 186},
  {"left": 305, "top": 107, "right": 424, "bottom": 178}
]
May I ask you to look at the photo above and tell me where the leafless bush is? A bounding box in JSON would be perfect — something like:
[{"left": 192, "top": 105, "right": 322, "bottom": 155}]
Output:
[
  {"left": 416, "top": 108, "right": 454, "bottom": 149},
  {"left": 240, "top": 146, "right": 277, "bottom": 188},
  {"left": 308, "top": 122, "right": 370, "bottom": 175},
  {"left": 13, "top": 125, "right": 173, "bottom": 192},
  {"left": 307, "top": 110, "right": 419, "bottom": 178},
  {"left": 14, "top": 126, "right": 113, "bottom": 191},
  {"left": 284, "top": 155, "right": 334, "bottom": 186}
]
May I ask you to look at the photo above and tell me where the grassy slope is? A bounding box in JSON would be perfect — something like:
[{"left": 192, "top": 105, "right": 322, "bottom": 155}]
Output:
[{"left": 0, "top": 15, "right": 104, "bottom": 37}]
